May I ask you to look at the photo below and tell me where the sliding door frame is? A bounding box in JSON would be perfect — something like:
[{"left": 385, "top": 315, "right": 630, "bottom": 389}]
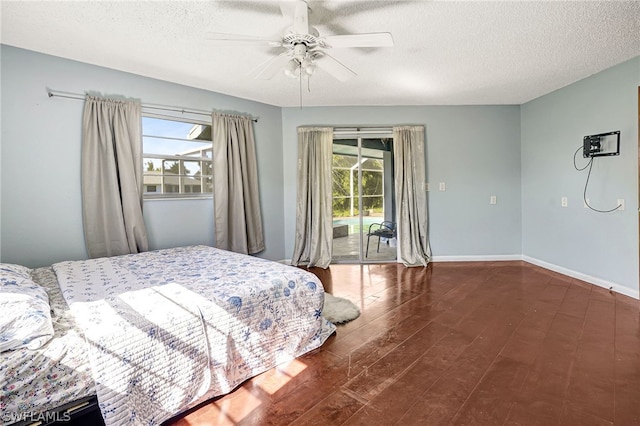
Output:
[{"left": 332, "top": 127, "right": 396, "bottom": 265}]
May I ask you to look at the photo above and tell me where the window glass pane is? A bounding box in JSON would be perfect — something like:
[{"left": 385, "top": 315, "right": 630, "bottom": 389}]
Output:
[
  {"left": 202, "top": 161, "right": 212, "bottom": 175},
  {"left": 182, "top": 161, "right": 202, "bottom": 177},
  {"left": 144, "top": 158, "right": 161, "bottom": 172},
  {"left": 162, "top": 160, "right": 180, "bottom": 174},
  {"left": 142, "top": 116, "right": 213, "bottom": 198},
  {"left": 332, "top": 154, "right": 358, "bottom": 168},
  {"left": 184, "top": 183, "right": 202, "bottom": 193},
  {"left": 203, "top": 177, "right": 213, "bottom": 193},
  {"left": 332, "top": 169, "right": 351, "bottom": 197},
  {"left": 142, "top": 117, "right": 211, "bottom": 140},
  {"left": 362, "top": 158, "right": 383, "bottom": 170},
  {"left": 361, "top": 170, "right": 383, "bottom": 196},
  {"left": 143, "top": 137, "right": 212, "bottom": 158}
]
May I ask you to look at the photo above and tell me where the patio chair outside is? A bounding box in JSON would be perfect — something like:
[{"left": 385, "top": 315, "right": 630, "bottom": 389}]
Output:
[{"left": 365, "top": 221, "right": 396, "bottom": 257}]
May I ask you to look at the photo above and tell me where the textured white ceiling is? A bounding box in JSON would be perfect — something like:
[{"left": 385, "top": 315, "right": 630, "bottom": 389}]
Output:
[{"left": 2, "top": 1, "right": 639, "bottom": 107}]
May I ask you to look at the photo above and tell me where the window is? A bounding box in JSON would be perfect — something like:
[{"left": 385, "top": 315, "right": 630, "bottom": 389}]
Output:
[{"left": 142, "top": 115, "right": 213, "bottom": 199}]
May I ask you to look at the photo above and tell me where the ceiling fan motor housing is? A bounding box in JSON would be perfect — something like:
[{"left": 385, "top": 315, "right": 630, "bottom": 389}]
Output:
[
  {"left": 284, "top": 32, "right": 318, "bottom": 47},
  {"left": 292, "top": 42, "right": 310, "bottom": 62}
]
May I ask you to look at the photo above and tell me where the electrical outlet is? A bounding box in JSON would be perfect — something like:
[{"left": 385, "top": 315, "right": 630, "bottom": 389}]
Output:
[
  {"left": 439, "top": 182, "right": 446, "bottom": 191},
  {"left": 424, "top": 183, "right": 430, "bottom": 191},
  {"left": 561, "top": 197, "right": 568, "bottom": 207},
  {"left": 490, "top": 195, "right": 497, "bottom": 205},
  {"left": 617, "top": 199, "right": 625, "bottom": 211}
]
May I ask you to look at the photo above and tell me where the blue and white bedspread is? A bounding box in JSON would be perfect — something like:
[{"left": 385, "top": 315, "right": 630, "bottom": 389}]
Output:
[{"left": 52, "top": 245, "right": 335, "bottom": 426}]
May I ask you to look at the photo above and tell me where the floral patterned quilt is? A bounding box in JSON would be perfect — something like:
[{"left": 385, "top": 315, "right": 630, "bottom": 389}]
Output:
[
  {"left": 0, "top": 267, "right": 94, "bottom": 426},
  {"left": 52, "top": 245, "right": 335, "bottom": 426}
]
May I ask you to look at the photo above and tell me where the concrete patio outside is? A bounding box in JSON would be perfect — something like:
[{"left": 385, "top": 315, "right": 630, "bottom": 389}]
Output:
[{"left": 332, "top": 228, "right": 397, "bottom": 263}]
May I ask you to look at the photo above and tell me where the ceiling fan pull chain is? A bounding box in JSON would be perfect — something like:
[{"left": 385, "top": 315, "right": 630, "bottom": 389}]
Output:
[{"left": 299, "top": 70, "right": 303, "bottom": 109}]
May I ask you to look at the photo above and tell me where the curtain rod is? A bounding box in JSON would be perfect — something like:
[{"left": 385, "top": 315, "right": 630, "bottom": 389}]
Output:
[{"left": 47, "top": 90, "right": 259, "bottom": 123}]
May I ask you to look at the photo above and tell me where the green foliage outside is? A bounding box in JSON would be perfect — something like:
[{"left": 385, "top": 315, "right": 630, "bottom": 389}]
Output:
[
  {"left": 164, "top": 161, "right": 190, "bottom": 175},
  {"left": 332, "top": 154, "right": 384, "bottom": 218},
  {"left": 145, "top": 160, "right": 193, "bottom": 175}
]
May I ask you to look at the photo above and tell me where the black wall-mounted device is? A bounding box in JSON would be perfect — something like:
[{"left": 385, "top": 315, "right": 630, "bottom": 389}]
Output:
[{"left": 583, "top": 131, "right": 620, "bottom": 158}]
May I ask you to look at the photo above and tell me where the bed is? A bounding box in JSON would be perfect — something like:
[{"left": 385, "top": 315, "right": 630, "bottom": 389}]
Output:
[{"left": 1, "top": 245, "right": 335, "bottom": 425}]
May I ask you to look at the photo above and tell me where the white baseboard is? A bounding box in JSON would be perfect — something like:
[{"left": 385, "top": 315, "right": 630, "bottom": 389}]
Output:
[
  {"left": 522, "top": 255, "right": 639, "bottom": 300},
  {"left": 432, "top": 254, "right": 523, "bottom": 262},
  {"left": 288, "top": 253, "right": 639, "bottom": 300},
  {"left": 432, "top": 254, "right": 639, "bottom": 300}
]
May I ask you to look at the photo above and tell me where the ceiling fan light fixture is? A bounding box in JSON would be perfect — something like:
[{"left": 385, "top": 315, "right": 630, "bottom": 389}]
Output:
[
  {"left": 301, "top": 58, "right": 315, "bottom": 75},
  {"left": 284, "top": 59, "right": 300, "bottom": 78}
]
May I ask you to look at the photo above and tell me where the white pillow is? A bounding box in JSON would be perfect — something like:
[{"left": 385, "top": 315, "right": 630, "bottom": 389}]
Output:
[
  {"left": 0, "top": 263, "right": 32, "bottom": 281},
  {"left": 0, "top": 263, "right": 54, "bottom": 352}
]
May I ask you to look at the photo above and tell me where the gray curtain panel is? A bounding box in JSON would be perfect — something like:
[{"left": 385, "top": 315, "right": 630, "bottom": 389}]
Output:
[
  {"left": 291, "top": 127, "right": 334, "bottom": 268},
  {"left": 212, "top": 113, "right": 265, "bottom": 255},
  {"left": 393, "top": 126, "right": 431, "bottom": 266},
  {"left": 82, "top": 95, "right": 149, "bottom": 258}
]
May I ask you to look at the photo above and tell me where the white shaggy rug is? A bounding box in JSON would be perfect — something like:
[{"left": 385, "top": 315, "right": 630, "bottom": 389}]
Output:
[{"left": 322, "top": 293, "right": 360, "bottom": 324}]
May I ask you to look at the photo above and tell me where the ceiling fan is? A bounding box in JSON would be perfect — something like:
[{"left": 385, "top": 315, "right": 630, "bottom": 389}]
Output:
[{"left": 206, "top": 0, "right": 394, "bottom": 82}]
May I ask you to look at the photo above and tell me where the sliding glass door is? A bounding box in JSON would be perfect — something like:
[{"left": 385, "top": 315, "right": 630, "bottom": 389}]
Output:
[{"left": 332, "top": 133, "right": 396, "bottom": 263}]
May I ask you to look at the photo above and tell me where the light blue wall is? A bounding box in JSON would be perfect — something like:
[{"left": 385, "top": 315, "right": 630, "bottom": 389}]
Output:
[
  {"left": 3, "top": 45, "right": 638, "bottom": 297},
  {"left": 0, "top": 45, "right": 285, "bottom": 267},
  {"left": 281, "top": 106, "right": 523, "bottom": 259},
  {"left": 521, "top": 57, "right": 640, "bottom": 295}
]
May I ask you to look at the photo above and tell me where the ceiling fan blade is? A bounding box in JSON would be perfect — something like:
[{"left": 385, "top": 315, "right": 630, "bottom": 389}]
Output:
[
  {"left": 279, "top": 1, "right": 296, "bottom": 18},
  {"left": 315, "top": 53, "right": 357, "bottom": 82},
  {"left": 205, "top": 32, "right": 282, "bottom": 47},
  {"left": 321, "top": 32, "right": 394, "bottom": 48},
  {"left": 292, "top": 1, "right": 309, "bottom": 34},
  {"left": 251, "top": 53, "right": 292, "bottom": 80}
]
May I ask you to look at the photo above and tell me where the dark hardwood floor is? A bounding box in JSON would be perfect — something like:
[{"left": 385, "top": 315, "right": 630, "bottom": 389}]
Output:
[{"left": 168, "top": 261, "right": 640, "bottom": 425}]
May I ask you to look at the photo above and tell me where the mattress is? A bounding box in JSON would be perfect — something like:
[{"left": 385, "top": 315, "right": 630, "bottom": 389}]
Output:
[
  {"left": 52, "top": 245, "right": 335, "bottom": 425},
  {"left": 0, "top": 267, "right": 94, "bottom": 426},
  {"left": 2, "top": 246, "right": 335, "bottom": 426}
]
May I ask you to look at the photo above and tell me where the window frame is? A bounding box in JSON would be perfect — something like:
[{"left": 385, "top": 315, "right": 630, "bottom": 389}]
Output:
[{"left": 142, "top": 112, "right": 213, "bottom": 200}]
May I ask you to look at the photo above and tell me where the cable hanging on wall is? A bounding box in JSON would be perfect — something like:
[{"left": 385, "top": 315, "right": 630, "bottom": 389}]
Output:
[{"left": 573, "top": 130, "right": 622, "bottom": 213}]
